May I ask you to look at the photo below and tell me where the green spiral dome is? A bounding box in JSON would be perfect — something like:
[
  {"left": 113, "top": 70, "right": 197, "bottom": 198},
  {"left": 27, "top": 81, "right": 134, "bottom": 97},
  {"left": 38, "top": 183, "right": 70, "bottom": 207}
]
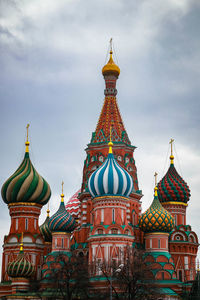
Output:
[
  {"left": 7, "top": 250, "right": 35, "bottom": 278},
  {"left": 139, "top": 188, "right": 175, "bottom": 233},
  {"left": 1, "top": 152, "right": 51, "bottom": 205},
  {"left": 40, "top": 213, "right": 52, "bottom": 242}
]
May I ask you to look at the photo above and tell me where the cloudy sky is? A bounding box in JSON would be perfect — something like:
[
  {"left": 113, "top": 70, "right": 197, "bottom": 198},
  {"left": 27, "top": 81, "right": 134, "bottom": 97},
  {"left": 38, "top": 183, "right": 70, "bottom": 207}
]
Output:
[{"left": 0, "top": 0, "right": 200, "bottom": 271}]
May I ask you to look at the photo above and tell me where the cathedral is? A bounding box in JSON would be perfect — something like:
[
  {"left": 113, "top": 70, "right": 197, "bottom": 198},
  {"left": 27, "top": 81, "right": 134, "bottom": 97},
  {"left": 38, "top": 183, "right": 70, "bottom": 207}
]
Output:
[{"left": 0, "top": 45, "right": 199, "bottom": 299}]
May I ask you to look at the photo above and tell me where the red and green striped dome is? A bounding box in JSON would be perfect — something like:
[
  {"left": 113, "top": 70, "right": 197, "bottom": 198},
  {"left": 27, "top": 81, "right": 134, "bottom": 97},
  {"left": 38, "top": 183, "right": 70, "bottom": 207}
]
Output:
[
  {"left": 7, "top": 248, "right": 35, "bottom": 278},
  {"left": 157, "top": 163, "right": 190, "bottom": 204},
  {"left": 139, "top": 187, "right": 174, "bottom": 233},
  {"left": 1, "top": 151, "right": 51, "bottom": 205}
]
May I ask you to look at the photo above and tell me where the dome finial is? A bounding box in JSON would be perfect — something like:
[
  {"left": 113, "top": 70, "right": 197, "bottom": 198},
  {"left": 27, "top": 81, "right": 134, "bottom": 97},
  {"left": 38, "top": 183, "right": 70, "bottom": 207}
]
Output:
[
  {"left": 47, "top": 202, "right": 50, "bottom": 217},
  {"left": 154, "top": 172, "right": 158, "bottom": 197},
  {"left": 61, "top": 181, "right": 64, "bottom": 202},
  {"left": 20, "top": 232, "right": 23, "bottom": 252},
  {"left": 169, "top": 138, "right": 174, "bottom": 164},
  {"left": 25, "top": 123, "right": 30, "bottom": 153},
  {"left": 109, "top": 37, "right": 113, "bottom": 54},
  {"left": 108, "top": 126, "right": 113, "bottom": 154}
]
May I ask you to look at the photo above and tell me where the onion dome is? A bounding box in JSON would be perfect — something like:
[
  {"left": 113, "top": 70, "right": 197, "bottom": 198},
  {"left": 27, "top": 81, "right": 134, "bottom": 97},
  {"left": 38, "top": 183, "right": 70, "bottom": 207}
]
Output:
[
  {"left": 48, "top": 184, "right": 76, "bottom": 233},
  {"left": 157, "top": 139, "right": 190, "bottom": 204},
  {"left": 39, "top": 206, "right": 52, "bottom": 242},
  {"left": 7, "top": 234, "right": 35, "bottom": 278},
  {"left": 102, "top": 40, "right": 120, "bottom": 77},
  {"left": 88, "top": 140, "right": 134, "bottom": 198},
  {"left": 1, "top": 124, "right": 51, "bottom": 205},
  {"left": 65, "top": 189, "right": 81, "bottom": 218},
  {"left": 139, "top": 186, "right": 174, "bottom": 233}
]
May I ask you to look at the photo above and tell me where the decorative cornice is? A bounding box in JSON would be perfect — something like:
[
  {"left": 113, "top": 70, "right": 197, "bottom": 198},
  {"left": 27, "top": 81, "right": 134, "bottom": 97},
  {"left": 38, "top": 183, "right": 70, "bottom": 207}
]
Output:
[
  {"left": 8, "top": 202, "right": 42, "bottom": 208},
  {"left": 162, "top": 201, "right": 188, "bottom": 207}
]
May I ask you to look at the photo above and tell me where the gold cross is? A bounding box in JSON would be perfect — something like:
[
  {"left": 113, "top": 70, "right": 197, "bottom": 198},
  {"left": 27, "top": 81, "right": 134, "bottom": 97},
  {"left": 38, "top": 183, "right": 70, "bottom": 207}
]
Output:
[
  {"left": 169, "top": 138, "right": 174, "bottom": 156},
  {"left": 154, "top": 172, "right": 158, "bottom": 186},
  {"left": 110, "top": 126, "right": 112, "bottom": 142},
  {"left": 26, "top": 124, "right": 30, "bottom": 142},
  {"left": 110, "top": 38, "right": 113, "bottom": 52}
]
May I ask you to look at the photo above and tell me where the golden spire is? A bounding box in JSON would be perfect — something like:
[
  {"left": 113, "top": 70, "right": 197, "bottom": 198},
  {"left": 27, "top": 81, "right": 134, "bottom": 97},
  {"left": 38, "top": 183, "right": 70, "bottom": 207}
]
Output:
[
  {"left": 20, "top": 232, "right": 23, "bottom": 252},
  {"left": 61, "top": 181, "right": 64, "bottom": 202},
  {"left": 108, "top": 126, "right": 113, "bottom": 154},
  {"left": 25, "top": 124, "right": 30, "bottom": 153},
  {"left": 154, "top": 172, "right": 158, "bottom": 197},
  {"left": 169, "top": 138, "right": 174, "bottom": 164},
  {"left": 47, "top": 201, "right": 50, "bottom": 217},
  {"left": 110, "top": 37, "right": 113, "bottom": 53}
]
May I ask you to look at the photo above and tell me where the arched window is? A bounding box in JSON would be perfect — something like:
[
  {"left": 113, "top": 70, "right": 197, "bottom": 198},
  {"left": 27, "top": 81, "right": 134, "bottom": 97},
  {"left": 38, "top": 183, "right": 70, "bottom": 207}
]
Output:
[
  {"left": 158, "top": 239, "right": 161, "bottom": 249},
  {"left": 112, "top": 209, "right": 115, "bottom": 223},
  {"left": 61, "top": 238, "right": 64, "bottom": 248},
  {"left": 99, "top": 156, "right": 104, "bottom": 162},
  {"left": 179, "top": 270, "right": 183, "bottom": 281},
  {"left": 25, "top": 218, "right": 28, "bottom": 230}
]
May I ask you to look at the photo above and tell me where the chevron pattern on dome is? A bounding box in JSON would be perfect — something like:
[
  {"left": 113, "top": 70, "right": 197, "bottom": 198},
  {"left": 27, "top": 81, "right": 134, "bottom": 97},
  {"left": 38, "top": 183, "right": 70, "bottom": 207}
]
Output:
[
  {"left": 7, "top": 250, "right": 35, "bottom": 278},
  {"left": 139, "top": 189, "right": 174, "bottom": 233},
  {"left": 40, "top": 215, "right": 52, "bottom": 242},
  {"left": 88, "top": 150, "right": 134, "bottom": 198},
  {"left": 49, "top": 201, "right": 76, "bottom": 233},
  {"left": 1, "top": 152, "right": 51, "bottom": 205},
  {"left": 157, "top": 164, "right": 190, "bottom": 204},
  {"left": 66, "top": 189, "right": 81, "bottom": 218}
]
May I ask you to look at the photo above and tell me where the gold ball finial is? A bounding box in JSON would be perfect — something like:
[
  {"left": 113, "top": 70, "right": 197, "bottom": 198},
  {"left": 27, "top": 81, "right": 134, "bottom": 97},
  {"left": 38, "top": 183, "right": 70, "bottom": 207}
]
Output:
[
  {"left": 154, "top": 172, "right": 158, "bottom": 197},
  {"left": 61, "top": 181, "right": 64, "bottom": 202},
  {"left": 20, "top": 232, "right": 24, "bottom": 252},
  {"left": 25, "top": 124, "right": 30, "bottom": 153},
  {"left": 108, "top": 126, "right": 113, "bottom": 154},
  {"left": 169, "top": 139, "right": 174, "bottom": 164}
]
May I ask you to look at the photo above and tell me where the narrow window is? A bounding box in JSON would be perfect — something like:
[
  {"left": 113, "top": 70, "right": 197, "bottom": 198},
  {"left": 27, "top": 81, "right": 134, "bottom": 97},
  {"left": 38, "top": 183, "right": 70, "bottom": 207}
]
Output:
[
  {"left": 16, "top": 218, "right": 18, "bottom": 230},
  {"left": 122, "top": 209, "right": 124, "bottom": 223},
  {"left": 101, "top": 209, "right": 104, "bottom": 223},
  {"left": 112, "top": 209, "right": 115, "bottom": 223},
  {"left": 25, "top": 218, "right": 28, "bottom": 230},
  {"left": 175, "top": 215, "right": 177, "bottom": 226},
  {"left": 55, "top": 238, "right": 57, "bottom": 248},
  {"left": 61, "top": 238, "right": 64, "bottom": 248},
  {"left": 179, "top": 270, "right": 183, "bottom": 281},
  {"left": 158, "top": 239, "right": 161, "bottom": 249},
  {"left": 184, "top": 256, "right": 189, "bottom": 270},
  {"left": 150, "top": 239, "right": 152, "bottom": 248},
  {"left": 34, "top": 219, "right": 37, "bottom": 229}
]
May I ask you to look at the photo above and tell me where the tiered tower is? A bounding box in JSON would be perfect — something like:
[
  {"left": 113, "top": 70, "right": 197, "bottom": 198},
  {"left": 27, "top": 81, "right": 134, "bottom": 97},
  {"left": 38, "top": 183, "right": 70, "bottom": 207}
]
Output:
[
  {"left": 88, "top": 139, "right": 135, "bottom": 268},
  {"left": 157, "top": 140, "right": 199, "bottom": 282},
  {"left": 73, "top": 41, "right": 142, "bottom": 254},
  {"left": 1, "top": 125, "right": 51, "bottom": 283}
]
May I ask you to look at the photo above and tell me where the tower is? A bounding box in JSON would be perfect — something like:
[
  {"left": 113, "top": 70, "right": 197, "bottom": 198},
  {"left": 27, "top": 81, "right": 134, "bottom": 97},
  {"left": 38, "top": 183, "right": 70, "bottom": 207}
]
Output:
[
  {"left": 1, "top": 125, "right": 51, "bottom": 282},
  {"left": 157, "top": 140, "right": 199, "bottom": 282},
  {"left": 73, "top": 41, "right": 142, "bottom": 254},
  {"left": 87, "top": 139, "right": 135, "bottom": 270}
]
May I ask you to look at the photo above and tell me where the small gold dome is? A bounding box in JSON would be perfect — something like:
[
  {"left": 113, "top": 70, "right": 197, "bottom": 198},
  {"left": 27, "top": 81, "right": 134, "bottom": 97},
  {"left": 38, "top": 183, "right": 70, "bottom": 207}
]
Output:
[{"left": 102, "top": 51, "right": 120, "bottom": 77}]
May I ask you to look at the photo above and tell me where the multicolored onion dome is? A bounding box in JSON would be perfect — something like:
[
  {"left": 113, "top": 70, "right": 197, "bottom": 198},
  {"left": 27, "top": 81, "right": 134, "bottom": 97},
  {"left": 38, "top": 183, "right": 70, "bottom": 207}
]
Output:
[
  {"left": 39, "top": 209, "right": 52, "bottom": 242},
  {"left": 88, "top": 142, "right": 134, "bottom": 198},
  {"left": 7, "top": 248, "right": 35, "bottom": 278},
  {"left": 65, "top": 189, "right": 81, "bottom": 218},
  {"left": 48, "top": 194, "right": 76, "bottom": 233},
  {"left": 1, "top": 137, "right": 51, "bottom": 205},
  {"left": 139, "top": 187, "right": 174, "bottom": 233},
  {"left": 157, "top": 162, "right": 190, "bottom": 204},
  {"left": 102, "top": 50, "right": 120, "bottom": 77}
]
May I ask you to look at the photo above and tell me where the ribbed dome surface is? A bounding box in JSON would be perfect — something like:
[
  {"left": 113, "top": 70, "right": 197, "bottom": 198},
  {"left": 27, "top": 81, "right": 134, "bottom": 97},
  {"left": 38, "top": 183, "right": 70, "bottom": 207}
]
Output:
[
  {"left": 66, "top": 189, "right": 81, "bottom": 218},
  {"left": 88, "top": 151, "right": 133, "bottom": 198},
  {"left": 139, "top": 189, "right": 174, "bottom": 233},
  {"left": 102, "top": 51, "right": 120, "bottom": 77},
  {"left": 157, "top": 164, "right": 190, "bottom": 204},
  {"left": 40, "top": 215, "right": 52, "bottom": 242},
  {"left": 1, "top": 152, "right": 51, "bottom": 205},
  {"left": 7, "top": 250, "right": 35, "bottom": 278},
  {"left": 48, "top": 200, "right": 76, "bottom": 233}
]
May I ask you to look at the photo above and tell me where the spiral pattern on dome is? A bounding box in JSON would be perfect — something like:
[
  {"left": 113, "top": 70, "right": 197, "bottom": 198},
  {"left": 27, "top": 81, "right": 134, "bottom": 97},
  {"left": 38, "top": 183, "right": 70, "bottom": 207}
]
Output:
[
  {"left": 88, "top": 151, "right": 133, "bottom": 198},
  {"left": 139, "top": 189, "right": 174, "bottom": 233},
  {"left": 49, "top": 200, "right": 76, "bottom": 233},
  {"left": 1, "top": 152, "right": 51, "bottom": 205},
  {"left": 157, "top": 164, "right": 190, "bottom": 204},
  {"left": 40, "top": 215, "right": 52, "bottom": 242},
  {"left": 66, "top": 189, "right": 81, "bottom": 218},
  {"left": 7, "top": 250, "right": 35, "bottom": 278}
]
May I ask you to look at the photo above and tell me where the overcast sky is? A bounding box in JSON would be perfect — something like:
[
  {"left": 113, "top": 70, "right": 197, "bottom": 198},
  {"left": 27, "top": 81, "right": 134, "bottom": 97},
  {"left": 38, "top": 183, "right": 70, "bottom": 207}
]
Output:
[{"left": 0, "top": 0, "right": 200, "bottom": 272}]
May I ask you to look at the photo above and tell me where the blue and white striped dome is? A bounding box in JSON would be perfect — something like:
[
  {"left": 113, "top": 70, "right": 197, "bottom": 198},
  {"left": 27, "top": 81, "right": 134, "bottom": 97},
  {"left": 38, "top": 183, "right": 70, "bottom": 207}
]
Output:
[{"left": 88, "top": 144, "right": 134, "bottom": 198}]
